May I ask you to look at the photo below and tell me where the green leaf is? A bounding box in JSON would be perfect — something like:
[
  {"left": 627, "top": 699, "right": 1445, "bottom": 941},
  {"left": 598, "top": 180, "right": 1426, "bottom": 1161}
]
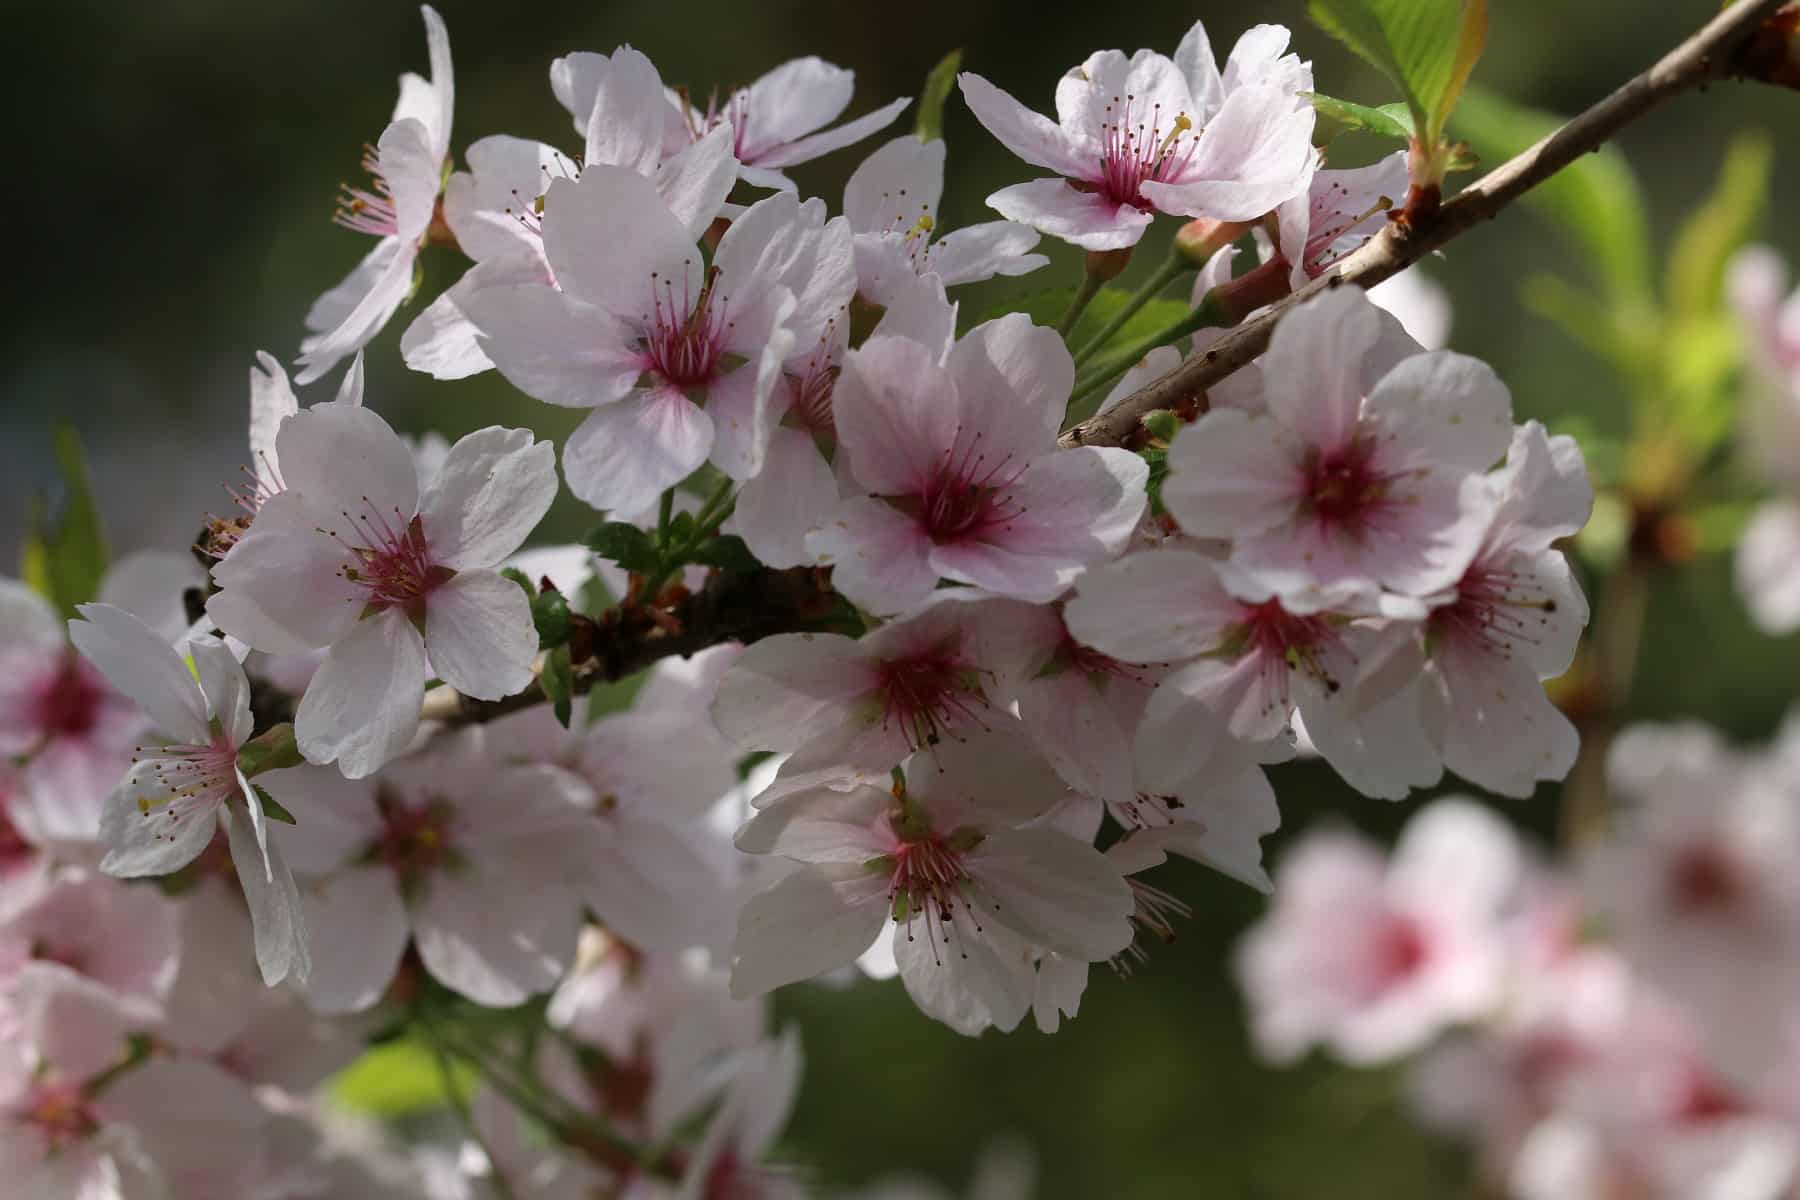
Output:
[
  {"left": 543, "top": 644, "right": 575, "bottom": 728},
  {"left": 530, "top": 586, "right": 572, "bottom": 649},
  {"left": 1453, "top": 88, "right": 1653, "bottom": 306},
  {"left": 585, "top": 522, "right": 661, "bottom": 574},
  {"left": 21, "top": 427, "right": 110, "bottom": 619},
  {"left": 1665, "top": 133, "right": 1772, "bottom": 319},
  {"left": 691, "top": 534, "right": 761, "bottom": 573},
  {"left": 1305, "top": 92, "right": 1415, "bottom": 141},
  {"left": 332, "top": 1038, "right": 468, "bottom": 1116},
  {"left": 499, "top": 566, "right": 537, "bottom": 598},
  {"left": 975, "top": 287, "right": 1190, "bottom": 354},
  {"left": 915, "top": 49, "right": 962, "bottom": 142},
  {"left": 1307, "top": 0, "right": 1487, "bottom": 145},
  {"left": 251, "top": 784, "right": 297, "bottom": 826}
]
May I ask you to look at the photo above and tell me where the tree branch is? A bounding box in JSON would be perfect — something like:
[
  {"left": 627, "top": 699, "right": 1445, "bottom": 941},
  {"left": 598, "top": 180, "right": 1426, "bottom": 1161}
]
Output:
[
  {"left": 1059, "top": 0, "right": 1793, "bottom": 450},
  {"left": 419, "top": 567, "right": 849, "bottom": 726}
]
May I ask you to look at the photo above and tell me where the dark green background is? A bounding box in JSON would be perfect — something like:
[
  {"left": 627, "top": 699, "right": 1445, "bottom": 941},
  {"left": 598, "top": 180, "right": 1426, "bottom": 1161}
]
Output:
[{"left": 5, "top": 2, "right": 1799, "bottom": 1194}]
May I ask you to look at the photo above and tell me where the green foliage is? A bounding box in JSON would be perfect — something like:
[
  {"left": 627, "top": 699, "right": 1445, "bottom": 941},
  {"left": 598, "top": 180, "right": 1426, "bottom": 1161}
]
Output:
[
  {"left": 1665, "top": 133, "right": 1772, "bottom": 320},
  {"left": 1306, "top": 0, "right": 1486, "bottom": 146},
  {"left": 20, "top": 427, "right": 109, "bottom": 620},
  {"left": 251, "top": 784, "right": 298, "bottom": 826},
  {"left": 1453, "top": 88, "right": 1653, "bottom": 308},
  {"left": 585, "top": 522, "right": 661, "bottom": 574},
  {"left": 531, "top": 586, "right": 572, "bottom": 649},
  {"left": 984, "top": 287, "right": 1190, "bottom": 359},
  {"left": 542, "top": 644, "right": 575, "bottom": 728},
  {"left": 332, "top": 1037, "right": 467, "bottom": 1116},
  {"left": 915, "top": 49, "right": 962, "bottom": 142},
  {"left": 1306, "top": 92, "right": 1415, "bottom": 141},
  {"left": 691, "top": 534, "right": 761, "bottom": 573}
]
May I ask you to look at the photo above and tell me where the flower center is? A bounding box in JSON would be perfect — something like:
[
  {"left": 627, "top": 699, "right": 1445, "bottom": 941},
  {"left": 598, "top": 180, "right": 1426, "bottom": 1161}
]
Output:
[
  {"left": 643, "top": 265, "right": 731, "bottom": 391},
  {"left": 874, "top": 651, "right": 989, "bottom": 751},
  {"left": 1300, "top": 440, "right": 1392, "bottom": 535},
  {"left": 887, "top": 830, "right": 979, "bottom": 959},
  {"left": 1114, "top": 875, "right": 1193, "bottom": 975},
  {"left": 1370, "top": 914, "right": 1431, "bottom": 986},
  {"left": 334, "top": 145, "right": 402, "bottom": 239},
  {"left": 1095, "top": 94, "right": 1195, "bottom": 211},
  {"left": 1231, "top": 600, "right": 1346, "bottom": 694},
  {"left": 24, "top": 1081, "right": 98, "bottom": 1151},
  {"left": 911, "top": 433, "right": 1025, "bottom": 542},
  {"left": 1429, "top": 562, "right": 1560, "bottom": 661},
  {"left": 33, "top": 653, "right": 106, "bottom": 741},
  {"left": 783, "top": 330, "right": 841, "bottom": 440},
  {"left": 1667, "top": 841, "right": 1743, "bottom": 914},
  {"left": 682, "top": 86, "right": 756, "bottom": 161},
  {"left": 332, "top": 507, "right": 450, "bottom": 619},
  {"left": 132, "top": 735, "right": 242, "bottom": 839},
  {"left": 373, "top": 791, "right": 459, "bottom": 892}
]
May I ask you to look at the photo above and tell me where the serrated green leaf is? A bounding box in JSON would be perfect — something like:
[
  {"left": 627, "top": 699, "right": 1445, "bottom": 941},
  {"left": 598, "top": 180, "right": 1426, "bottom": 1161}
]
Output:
[
  {"left": 1307, "top": 0, "right": 1487, "bottom": 146},
  {"left": 251, "top": 784, "right": 297, "bottom": 826},
  {"left": 1454, "top": 88, "right": 1652, "bottom": 306},
  {"left": 1665, "top": 133, "right": 1772, "bottom": 319},
  {"left": 1306, "top": 92, "right": 1415, "bottom": 141},
  {"left": 691, "top": 534, "right": 761, "bottom": 573},
  {"left": 22, "top": 428, "right": 110, "bottom": 620},
  {"left": 915, "top": 49, "right": 962, "bottom": 142},
  {"left": 543, "top": 645, "right": 575, "bottom": 728},
  {"left": 530, "top": 587, "right": 572, "bottom": 649},
  {"left": 585, "top": 522, "right": 661, "bottom": 574}
]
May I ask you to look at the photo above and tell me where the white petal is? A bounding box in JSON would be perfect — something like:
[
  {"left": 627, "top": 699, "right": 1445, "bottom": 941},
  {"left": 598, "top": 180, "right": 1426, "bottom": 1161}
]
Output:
[
  {"left": 805, "top": 496, "right": 938, "bottom": 617},
  {"left": 731, "top": 428, "right": 839, "bottom": 569},
  {"left": 188, "top": 639, "right": 252, "bottom": 748},
  {"left": 561, "top": 391, "right": 713, "bottom": 515},
  {"left": 583, "top": 46, "right": 666, "bottom": 174},
  {"left": 985, "top": 178, "right": 1153, "bottom": 252},
  {"left": 1063, "top": 548, "right": 1240, "bottom": 663},
  {"left": 462, "top": 283, "right": 643, "bottom": 408},
  {"left": 710, "top": 632, "right": 872, "bottom": 753},
  {"left": 541, "top": 167, "right": 698, "bottom": 317},
  {"left": 755, "top": 97, "right": 912, "bottom": 170},
  {"left": 295, "top": 610, "right": 429, "bottom": 778},
  {"left": 424, "top": 571, "right": 537, "bottom": 701},
  {"left": 656, "top": 124, "right": 740, "bottom": 238},
  {"left": 272, "top": 400, "right": 420, "bottom": 525},
  {"left": 730, "top": 865, "right": 889, "bottom": 998},
  {"left": 957, "top": 73, "right": 1090, "bottom": 177},
  {"left": 1162, "top": 408, "right": 1300, "bottom": 538},
  {"left": 411, "top": 861, "right": 580, "bottom": 1006},
  {"left": 96, "top": 760, "right": 219, "bottom": 877},
  {"left": 295, "top": 237, "right": 419, "bottom": 385},
  {"left": 973, "top": 828, "right": 1134, "bottom": 961},
  {"left": 1364, "top": 351, "right": 1515, "bottom": 474},
  {"left": 418, "top": 427, "right": 558, "bottom": 569},
  {"left": 299, "top": 865, "right": 410, "bottom": 1014},
  {"left": 68, "top": 603, "right": 208, "bottom": 744},
  {"left": 225, "top": 806, "right": 311, "bottom": 987}
]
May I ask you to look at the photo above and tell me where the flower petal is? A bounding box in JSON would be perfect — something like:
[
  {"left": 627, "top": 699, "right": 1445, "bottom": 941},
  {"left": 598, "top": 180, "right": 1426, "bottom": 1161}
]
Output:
[
  {"left": 730, "top": 864, "right": 889, "bottom": 998},
  {"left": 295, "top": 610, "right": 429, "bottom": 779},
  {"left": 68, "top": 603, "right": 208, "bottom": 744},
  {"left": 419, "top": 427, "right": 558, "bottom": 569},
  {"left": 561, "top": 390, "right": 713, "bottom": 515},
  {"left": 424, "top": 571, "right": 537, "bottom": 702}
]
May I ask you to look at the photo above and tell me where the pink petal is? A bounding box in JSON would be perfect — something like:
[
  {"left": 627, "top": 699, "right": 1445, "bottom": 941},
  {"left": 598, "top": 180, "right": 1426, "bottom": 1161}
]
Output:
[
  {"left": 295, "top": 609, "right": 430, "bottom": 779},
  {"left": 986, "top": 178, "right": 1154, "bottom": 251},
  {"left": 805, "top": 495, "right": 939, "bottom": 616},
  {"left": 562, "top": 389, "right": 713, "bottom": 515},
  {"left": 419, "top": 427, "right": 558, "bottom": 569},
  {"left": 957, "top": 72, "right": 1090, "bottom": 178},
  {"left": 425, "top": 570, "right": 537, "bottom": 701}
]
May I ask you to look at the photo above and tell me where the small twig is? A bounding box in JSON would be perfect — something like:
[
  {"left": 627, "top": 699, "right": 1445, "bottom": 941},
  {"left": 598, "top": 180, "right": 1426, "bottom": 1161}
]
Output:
[{"left": 1059, "top": 0, "right": 1791, "bottom": 449}]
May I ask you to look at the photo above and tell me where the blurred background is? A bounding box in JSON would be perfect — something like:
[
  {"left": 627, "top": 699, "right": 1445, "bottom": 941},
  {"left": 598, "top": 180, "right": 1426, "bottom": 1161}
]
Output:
[{"left": 5, "top": 1, "right": 1799, "bottom": 1194}]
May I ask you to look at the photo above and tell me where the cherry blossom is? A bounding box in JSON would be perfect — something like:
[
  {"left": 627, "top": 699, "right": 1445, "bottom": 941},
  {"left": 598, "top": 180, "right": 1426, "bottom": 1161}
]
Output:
[
  {"left": 1728, "top": 247, "right": 1800, "bottom": 633},
  {"left": 404, "top": 47, "right": 741, "bottom": 382},
  {"left": 730, "top": 729, "right": 1133, "bottom": 1033},
  {"left": 844, "top": 135, "right": 1047, "bottom": 308},
  {"left": 67, "top": 603, "right": 309, "bottom": 987},
  {"left": 958, "top": 22, "right": 1315, "bottom": 249},
  {"left": 297, "top": 5, "right": 454, "bottom": 385},
  {"left": 271, "top": 732, "right": 590, "bottom": 1011},
  {"left": 810, "top": 315, "right": 1147, "bottom": 613},
  {"left": 711, "top": 592, "right": 1055, "bottom": 778},
  {"left": 205, "top": 403, "right": 557, "bottom": 777},
  {"left": 462, "top": 166, "right": 854, "bottom": 514},
  {"left": 665, "top": 55, "right": 911, "bottom": 190},
  {"left": 1159, "top": 287, "right": 1511, "bottom": 611},
  {"left": 1235, "top": 798, "right": 1524, "bottom": 1064}
]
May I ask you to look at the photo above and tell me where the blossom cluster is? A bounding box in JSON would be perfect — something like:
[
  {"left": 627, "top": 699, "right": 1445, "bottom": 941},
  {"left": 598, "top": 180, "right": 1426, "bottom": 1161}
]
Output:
[
  {"left": 1237, "top": 717, "right": 1800, "bottom": 1199},
  {"left": 1, "top": 3, "right": 1625, "bottom": 1193}
]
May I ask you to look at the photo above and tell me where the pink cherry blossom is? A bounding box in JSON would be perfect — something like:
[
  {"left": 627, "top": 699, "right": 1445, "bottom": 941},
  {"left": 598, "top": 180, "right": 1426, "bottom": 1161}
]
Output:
[
  {"left": 1409, "top": 422, "right": 1592, "bottom": 797},
  {"left": 666, "top": 55, "right": 911, "bottom": 190},
  {"left": 1065, "top": 548, "right": 1438, "bottom": 800},
  {"left": 810, "top": 315, "right": 1147, "bottom": 614},
  {"left": 1160, "top": 288, "right": 1512, "bottom": 611},
  {"left": 68, "top": 603, "right": 310, "bottom": 987},
  {"left": 297, "top": 5, "right": 454, "bottom": 385},
  {"left": 404, "top": 47, "right": 742, "bottom": 382},
  {"left": 730, "top": 729, "right": 1133, "bottom": 1034},
  {"left": 958, "top": 22, "right": 1315, "bottom": 249},
  {"left": 1269, "top": 150, "right": 1408, "bottom": 286},
  {"left": 3, "top": 871, "right": 180, "bottom": 1013},
  {"left": 711, "top": 592, "right": 1057, "bottom": 777},
  {"left": 272, "top": 733, "right": 590, "bottom": 1012},
  {"left": 205, "top": 402, "right": 557, "bottom": 777},
  {"left": 461, "top": 166, "right": 854, "bottom": 514},
  {"left": 1235, "top": 799, "right": 1524, "bottom": 1065},
  {"left": 844, "top": 135, "right": 1047, "bottom": 309}
]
